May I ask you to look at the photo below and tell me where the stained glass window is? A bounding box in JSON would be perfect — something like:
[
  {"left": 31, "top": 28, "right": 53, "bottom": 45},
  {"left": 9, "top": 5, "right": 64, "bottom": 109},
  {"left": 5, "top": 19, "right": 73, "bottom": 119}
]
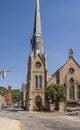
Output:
[
  {"left": 35, "top": 75, "right": 38, "bottom": 88},
  {"left": 39, "top": 76, "right": 42, "bottom": 88}
]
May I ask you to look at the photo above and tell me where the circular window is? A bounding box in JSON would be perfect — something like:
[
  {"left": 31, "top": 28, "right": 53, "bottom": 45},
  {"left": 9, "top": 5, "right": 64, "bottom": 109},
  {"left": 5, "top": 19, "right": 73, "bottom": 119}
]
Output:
[
  {"left": 69, "top": 68, "right": 74, "bottom": 74},
  {"left": 36, "top": 62, "right": 41, "bottom": 68}
]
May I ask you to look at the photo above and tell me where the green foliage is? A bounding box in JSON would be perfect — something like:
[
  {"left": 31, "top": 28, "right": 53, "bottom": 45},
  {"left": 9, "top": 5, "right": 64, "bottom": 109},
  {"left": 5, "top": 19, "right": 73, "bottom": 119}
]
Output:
[
  {"left": 12, "top": 89, "right": 20, "bottom": 103},
  {"left": 0, "top": 86, "right": 20, "bottom": 103},
  {"left": 0, "top": 86, "right": 8, "bottom": 95},
  {"left": 46, "top": 84, "right": 66, "bottom": 104},
  {"left": 46, "top": 84, "right": 55, "bottom": 103}
]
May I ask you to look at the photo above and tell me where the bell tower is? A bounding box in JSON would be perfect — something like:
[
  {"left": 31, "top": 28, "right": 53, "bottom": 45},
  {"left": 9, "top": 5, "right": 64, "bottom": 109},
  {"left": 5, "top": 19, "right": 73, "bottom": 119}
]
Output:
[{"left": 27, "top": 0, "right": 48, "bottom": 111}]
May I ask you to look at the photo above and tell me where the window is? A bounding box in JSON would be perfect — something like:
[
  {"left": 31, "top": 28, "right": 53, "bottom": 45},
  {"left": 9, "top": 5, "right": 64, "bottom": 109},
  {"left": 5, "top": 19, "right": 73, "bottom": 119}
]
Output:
[
  {"left": 35, "top": 96, "right": 41, "bottom": 103},
  {"left": 39, "top": 76, "right": 42, "bottom": 88},
  {"left": 35, "top": 75, "right": 38, "bottom": 88},
  {"left": 69, "top": 68, "right": 74, "bottom": 74},
  {"left": 69, "top": 78, "right": 74, "bottom": 99},
  {"left": 69, "top": 85, "right": 74, "bottom": 99},
  {"left": 77, "top": 86, "right": 80, "bottom": 99},
  {"left": 69, "top": 78, "right": 74, "bottom": 84},
  {"left": 36, "top": 62, "right": 41, "bottom": 68}
]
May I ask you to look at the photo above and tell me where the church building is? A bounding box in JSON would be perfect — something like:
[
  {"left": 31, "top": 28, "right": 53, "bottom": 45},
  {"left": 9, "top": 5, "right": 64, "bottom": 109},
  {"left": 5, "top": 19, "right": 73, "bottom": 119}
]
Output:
[
  {"left": 26, "top": 0, "right": 48, "bottom": 111},
  {"left": 48, "top": 49, "right": 80, "bottom": 108},
  {"left": 22, "top": 0, "right": 80, "bottom": 111}
]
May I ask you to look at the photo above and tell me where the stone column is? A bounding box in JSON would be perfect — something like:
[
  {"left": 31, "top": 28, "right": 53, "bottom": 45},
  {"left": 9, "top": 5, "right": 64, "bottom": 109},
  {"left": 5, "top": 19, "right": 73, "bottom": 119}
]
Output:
[
  {"left": 50, "top": 103, "right": 55, "bottom": 112},
  {"left": 67, "top": 87, "right": 69, "bottom": 100},
  {"left": 59, "top": 102, "right": 65, "bottom": 112},
  {"left": 75, "top": 85, "right": 77, "bottom": 100}
]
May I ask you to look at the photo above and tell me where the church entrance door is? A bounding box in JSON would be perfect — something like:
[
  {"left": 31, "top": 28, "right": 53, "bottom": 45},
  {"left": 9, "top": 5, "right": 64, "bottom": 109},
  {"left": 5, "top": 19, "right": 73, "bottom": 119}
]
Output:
[{"left": 35, "top": 96, "right": 42, "bottom": 111}]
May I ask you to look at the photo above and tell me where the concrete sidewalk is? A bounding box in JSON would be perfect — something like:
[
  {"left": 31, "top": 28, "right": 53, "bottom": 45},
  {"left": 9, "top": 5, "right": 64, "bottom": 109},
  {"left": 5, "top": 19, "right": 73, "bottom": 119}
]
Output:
[{"left": 0, "top": 118, "right": 22, "bottom": 130}]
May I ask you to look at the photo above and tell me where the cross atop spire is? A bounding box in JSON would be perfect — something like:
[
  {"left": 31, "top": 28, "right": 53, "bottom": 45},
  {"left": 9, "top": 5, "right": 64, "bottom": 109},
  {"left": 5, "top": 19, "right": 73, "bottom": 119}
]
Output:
[
  {"left": 69, "top": 48, "right": 74, "bottom": 59},
  {"left": 33, "top": 0, "right": 42, "bottom": 37}
]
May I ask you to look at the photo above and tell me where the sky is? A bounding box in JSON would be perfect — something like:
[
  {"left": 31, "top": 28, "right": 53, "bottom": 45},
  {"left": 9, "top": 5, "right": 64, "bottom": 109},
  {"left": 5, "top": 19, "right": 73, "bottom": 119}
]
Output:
[{"left": 0, "top": 0, "right": 80, "bottom": 89}]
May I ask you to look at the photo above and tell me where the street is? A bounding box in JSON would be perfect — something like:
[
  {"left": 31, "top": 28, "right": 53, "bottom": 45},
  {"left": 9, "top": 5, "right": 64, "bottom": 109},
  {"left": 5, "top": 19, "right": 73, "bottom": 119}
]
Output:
[{"left": 0, "top": 109, "right": 80, "bottom": 130}]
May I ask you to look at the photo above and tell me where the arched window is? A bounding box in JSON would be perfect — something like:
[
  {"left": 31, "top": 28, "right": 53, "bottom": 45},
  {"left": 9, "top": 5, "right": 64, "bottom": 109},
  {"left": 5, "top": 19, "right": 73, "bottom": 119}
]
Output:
[
  {"left": 69, "top": 85, "right": 74, "bottom": 99},
  {"left": 35, "top": 96, "right": 41, "bottom": 103},
  {"left": 69, "top": 78, "right": 74, "bottom": 85},
  {"left": 77, "top": 85, "right": 80, "bottom": 99},
  {"left": 39, "top": 76, "right": 42, "bottom": 88},
  {"left": 35, "top": 75, "right": 38, "bottom": 88},
  {"left": 69, "top": 78, "right": 74, "bottom": 99}
]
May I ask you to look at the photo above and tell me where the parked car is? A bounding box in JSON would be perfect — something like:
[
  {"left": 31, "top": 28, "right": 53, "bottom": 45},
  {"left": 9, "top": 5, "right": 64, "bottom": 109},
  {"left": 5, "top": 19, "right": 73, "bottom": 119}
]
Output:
[{"left": 68, "top": 106, "right": 80, "bottom": 112}]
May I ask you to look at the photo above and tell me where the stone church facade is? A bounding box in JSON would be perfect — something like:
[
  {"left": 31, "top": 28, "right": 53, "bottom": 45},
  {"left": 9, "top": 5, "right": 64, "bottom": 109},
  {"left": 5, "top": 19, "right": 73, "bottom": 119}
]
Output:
[
  {"left": 48, "top": 49, "right": 80, "bottom": 108},
  {"left": 26, "top": 0, "right": 48, "bottom": 111},
  {"left": 22, "top": 0, "right": 80, "bottom": 111}
]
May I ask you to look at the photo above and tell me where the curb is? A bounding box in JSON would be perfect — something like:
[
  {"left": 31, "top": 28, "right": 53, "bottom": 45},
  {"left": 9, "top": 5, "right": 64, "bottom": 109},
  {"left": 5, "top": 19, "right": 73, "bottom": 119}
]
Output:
[
  {"left": 30, "top": 111, "right": 65, "bottom": 114},
  {"left": 30, "top": 111, "right": 51, "bottom": 114}
]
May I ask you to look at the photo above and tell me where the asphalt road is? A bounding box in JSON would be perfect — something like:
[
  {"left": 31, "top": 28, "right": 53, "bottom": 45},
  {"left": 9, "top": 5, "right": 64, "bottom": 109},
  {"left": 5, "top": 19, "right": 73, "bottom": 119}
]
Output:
[{"left": 0, "top": 109, "right": 80, "bottom": 130}]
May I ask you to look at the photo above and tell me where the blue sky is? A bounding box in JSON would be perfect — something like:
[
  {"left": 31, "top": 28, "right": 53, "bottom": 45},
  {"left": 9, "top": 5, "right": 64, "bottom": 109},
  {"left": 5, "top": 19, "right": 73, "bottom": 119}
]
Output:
[{"left": 0, "top": 0, "right": 80, "bottom": 89}]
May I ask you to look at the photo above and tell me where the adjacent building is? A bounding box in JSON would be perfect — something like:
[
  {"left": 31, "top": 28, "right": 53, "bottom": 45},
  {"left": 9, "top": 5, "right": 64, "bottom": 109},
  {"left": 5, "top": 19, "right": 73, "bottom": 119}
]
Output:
[
  {"left": 6, "top": 86, "right": 12, "bottom": 106},
  {"left": 48, "top": 49, "right": 80, "bottom": 108},
  {"left": 21, "top": 83, "right": 27, "bottom": 109},
  {"left": 0, "top": 94, "right": 6, "bottom": 108}
]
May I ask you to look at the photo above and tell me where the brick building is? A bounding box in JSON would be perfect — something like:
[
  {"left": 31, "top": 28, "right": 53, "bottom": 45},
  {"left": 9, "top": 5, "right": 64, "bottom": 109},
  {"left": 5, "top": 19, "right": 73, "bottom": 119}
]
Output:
[{"left": 7, "top": 86, "right": 12, "bottom": 106}]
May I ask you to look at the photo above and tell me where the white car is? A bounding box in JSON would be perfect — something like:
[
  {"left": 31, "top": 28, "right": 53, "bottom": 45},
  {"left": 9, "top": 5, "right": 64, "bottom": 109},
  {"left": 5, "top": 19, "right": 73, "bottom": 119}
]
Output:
[{"left": 69, "top": 106, "right": 80, "bottom": 112}]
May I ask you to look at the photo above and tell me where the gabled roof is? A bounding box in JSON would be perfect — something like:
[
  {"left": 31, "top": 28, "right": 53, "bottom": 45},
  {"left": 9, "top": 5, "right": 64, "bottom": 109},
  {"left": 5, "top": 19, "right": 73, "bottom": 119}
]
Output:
[
  {"left": 32, "top": 53, "right": 45, "bottom": 66},
  {"left": 48, "top": 58, "right": 80, "bottom": 82}
]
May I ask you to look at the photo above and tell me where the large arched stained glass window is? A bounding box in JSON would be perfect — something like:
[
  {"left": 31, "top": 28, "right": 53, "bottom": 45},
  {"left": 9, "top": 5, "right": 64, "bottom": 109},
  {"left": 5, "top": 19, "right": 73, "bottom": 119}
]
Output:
[
  {"left": 69, "top": 85, "right": 74, "bottom": 99},
  {"left": 39, "top": 76, "right": 42, "bottom": 88},
  {"left": 35, "top": 75, "right": 38, "bottom": 88},
  {"left": 69, "top": 78, "right": 74, "bottom": 99},
  {"left": 77, "top": 85, "right": 80, "bottom": 99}
]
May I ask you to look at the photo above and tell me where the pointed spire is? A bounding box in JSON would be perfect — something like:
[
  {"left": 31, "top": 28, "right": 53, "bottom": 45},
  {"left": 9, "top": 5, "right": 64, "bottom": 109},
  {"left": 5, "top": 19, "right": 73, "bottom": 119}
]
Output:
[
  {"left": 30, "top": 0, "right": 44, "bottom": 57},
  {"left": 33, "top": 0, "right": 42, "bottom": 37}
]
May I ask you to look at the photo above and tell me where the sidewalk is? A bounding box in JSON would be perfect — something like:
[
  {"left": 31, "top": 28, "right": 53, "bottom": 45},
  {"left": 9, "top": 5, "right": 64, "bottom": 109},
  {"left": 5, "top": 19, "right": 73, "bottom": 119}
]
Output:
[{"left": 0, "top": 118, "right": 22, "bottom": 130}]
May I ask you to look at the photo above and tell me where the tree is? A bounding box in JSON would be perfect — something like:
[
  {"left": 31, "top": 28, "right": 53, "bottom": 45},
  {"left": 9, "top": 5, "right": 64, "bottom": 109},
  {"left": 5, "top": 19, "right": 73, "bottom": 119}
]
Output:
[
  {"left": 46, "top": 84, "right": 66, "bottom": 110},
  {"left": 12, "top": 89, "right": 20, "bottom": 103}
]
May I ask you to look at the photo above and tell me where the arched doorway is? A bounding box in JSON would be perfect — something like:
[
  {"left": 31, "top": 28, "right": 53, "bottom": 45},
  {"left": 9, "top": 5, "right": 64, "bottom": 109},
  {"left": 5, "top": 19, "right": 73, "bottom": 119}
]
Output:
[{"left": 35, "top": 96, "right": 42, "bottom": 111}]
